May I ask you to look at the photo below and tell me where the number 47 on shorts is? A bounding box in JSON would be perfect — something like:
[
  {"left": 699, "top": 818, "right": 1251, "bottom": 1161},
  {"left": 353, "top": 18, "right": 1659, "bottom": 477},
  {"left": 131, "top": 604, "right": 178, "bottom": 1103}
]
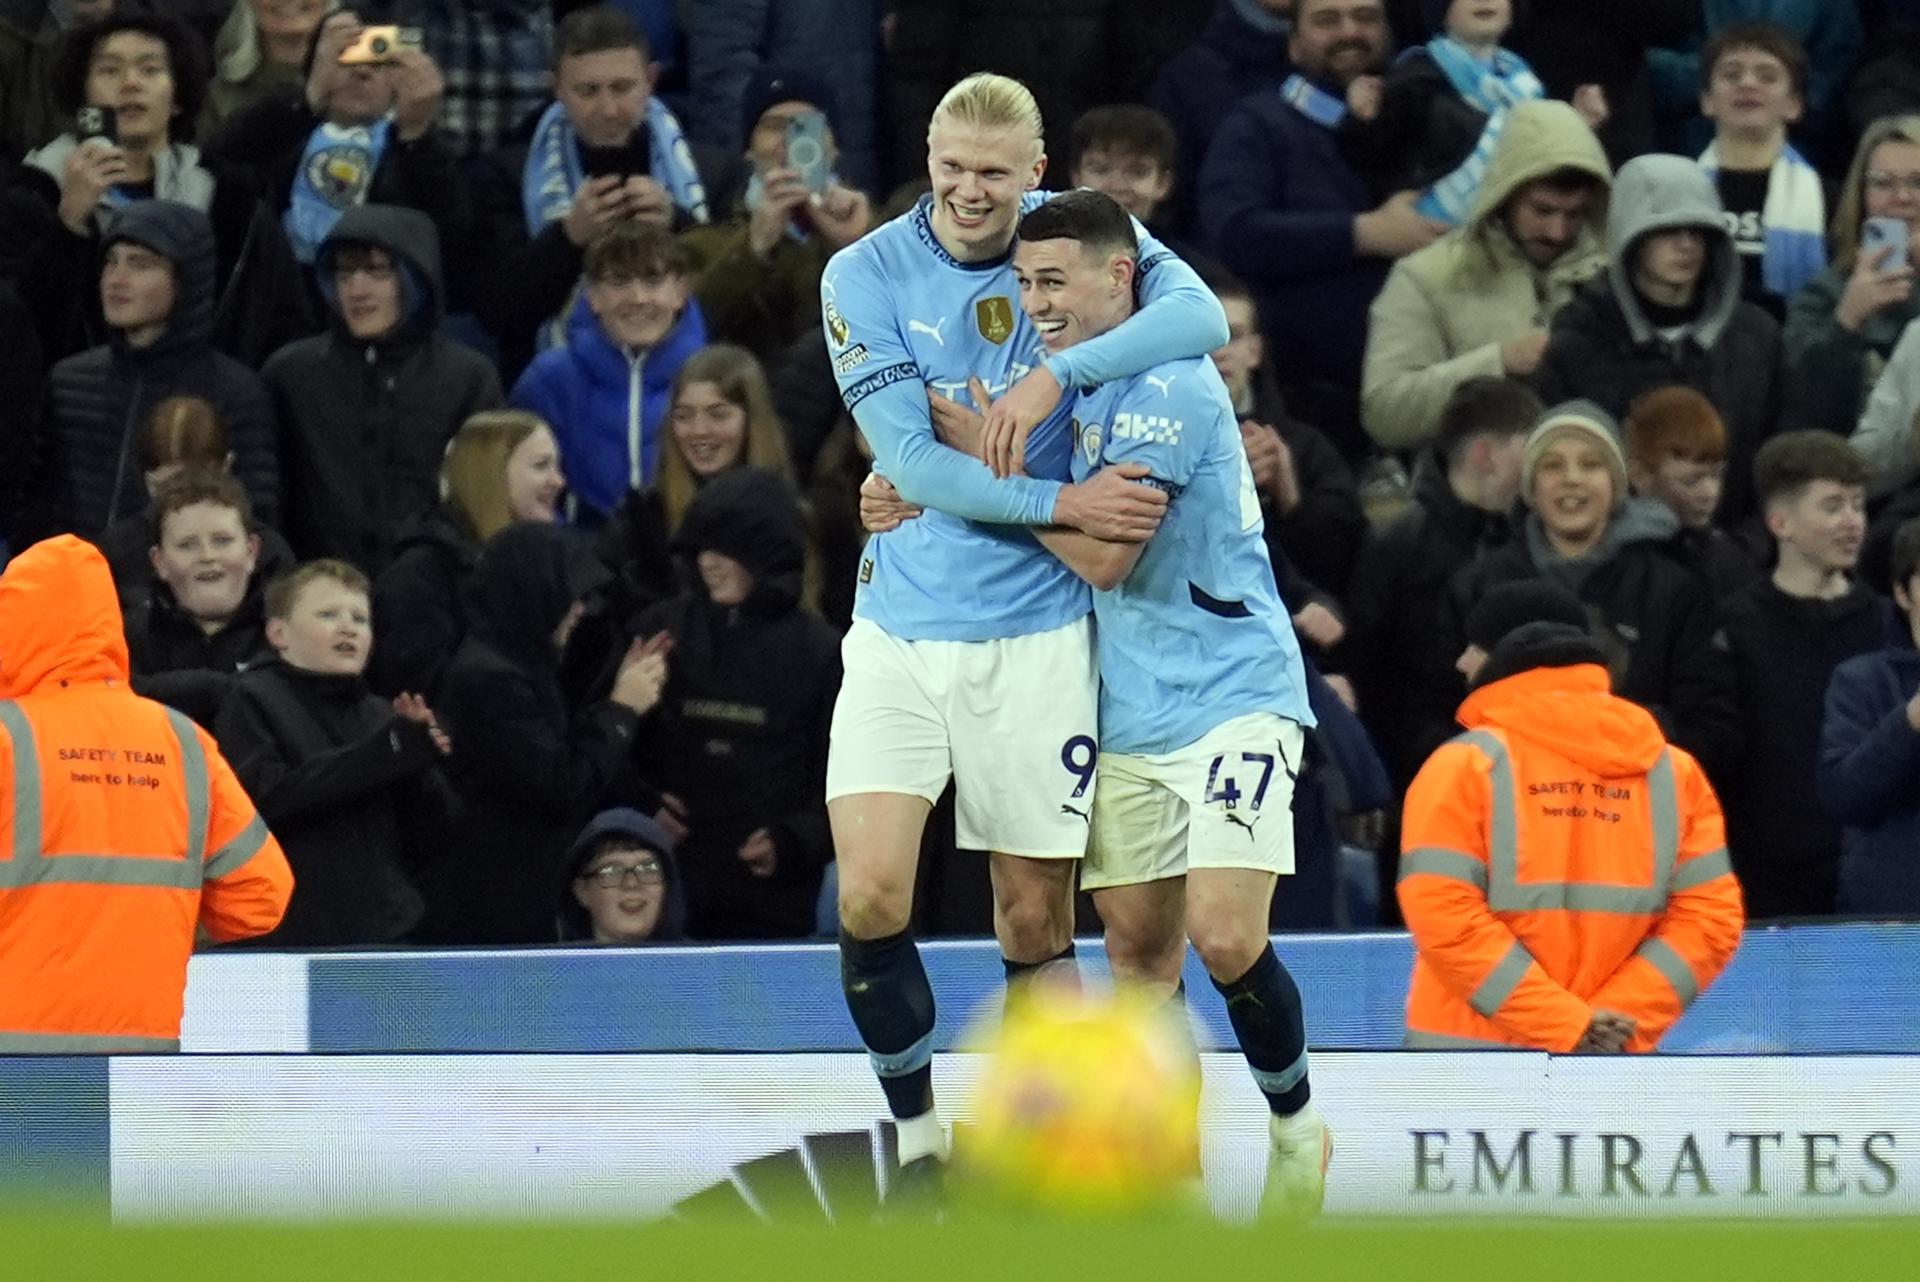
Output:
[{"left": 1205, "top": 751, "right": 1277, "bottom": 812}]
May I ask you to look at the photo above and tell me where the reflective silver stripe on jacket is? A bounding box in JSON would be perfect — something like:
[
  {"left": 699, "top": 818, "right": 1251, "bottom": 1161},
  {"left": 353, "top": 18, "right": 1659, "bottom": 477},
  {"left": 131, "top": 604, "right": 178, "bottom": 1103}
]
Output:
[
  {"left": 0, "top": 1030, "right": 180, "bottom": 1054},
  {"left": 0, "top": 700, "right": 209, "bottom": 892},
  {"left": 1440, "top": 730, "right": 1680, "bottom": 914}
]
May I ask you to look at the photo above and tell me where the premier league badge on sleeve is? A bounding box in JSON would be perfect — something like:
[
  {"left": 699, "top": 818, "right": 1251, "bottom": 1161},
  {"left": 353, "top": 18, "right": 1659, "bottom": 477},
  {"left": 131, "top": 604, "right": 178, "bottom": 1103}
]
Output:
[{"left": 976, "top": 296, "right": 1015, "bottom": 346}]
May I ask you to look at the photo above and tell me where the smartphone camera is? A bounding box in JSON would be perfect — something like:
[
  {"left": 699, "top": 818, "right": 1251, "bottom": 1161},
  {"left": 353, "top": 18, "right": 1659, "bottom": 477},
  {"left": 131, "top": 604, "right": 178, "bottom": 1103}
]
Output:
[{"left": 76, "top": 105, "right": 116, "bottom": 145}]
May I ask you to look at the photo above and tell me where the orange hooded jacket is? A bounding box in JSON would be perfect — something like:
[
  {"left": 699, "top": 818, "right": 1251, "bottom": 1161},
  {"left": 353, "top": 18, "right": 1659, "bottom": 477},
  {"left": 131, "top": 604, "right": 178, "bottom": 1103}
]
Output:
[
  {"left": 1397, "top": 662, "right": 1744, "bottom": 1053},
  {"left": 0, "top": 537, "right": 292, "bottom": 1052}
]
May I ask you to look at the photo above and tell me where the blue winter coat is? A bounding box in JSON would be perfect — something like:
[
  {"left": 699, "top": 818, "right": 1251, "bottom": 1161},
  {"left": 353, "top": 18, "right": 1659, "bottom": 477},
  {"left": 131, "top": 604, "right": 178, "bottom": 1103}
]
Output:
[
  {"left": 1818, "top": 641, "right": 1920, "bottom": 916},
  {"left": 1198, "top": 85, "right": 1389, "bottom": 394},
  {"left": 509, "top": 293, "right": 709, "bottom": 521}
]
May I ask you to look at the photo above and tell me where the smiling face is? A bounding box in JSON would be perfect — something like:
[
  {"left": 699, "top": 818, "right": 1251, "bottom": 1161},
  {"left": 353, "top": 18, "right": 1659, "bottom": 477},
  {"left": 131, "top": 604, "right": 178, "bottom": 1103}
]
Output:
[
  {"left": 586, "top": 266, "right": 688, "bottom": 352},
  {"left": 1531, "top": 434, "right": 1616, "bottom": 549},
  {"left": 267, "top": 576, "right": 372, "bottom": 676},
  {"left": 150, "top": 501, "right": 259, "bottom": 628},
  {"left": 573, "top": 839, "right": 667, "bottom": 943},
  {"left": 927, "top": 117, "right": 1045, "bottom": 263},
  {"left": 87, "top": 30, "right": 176, "bottom": 150},
  {"left": 248, "top": 0, "right": 328, "bottom": 46},
  {"left": 1071, "top": 146, "right": 1173, "bottom": 224},
  {"left": 1289, "top": 0, "right": 1390, "bottom": 87},
  {"left": 1768, "top": 480, "right": 1867, "bottom": 575},
  {"left": 1012, "top": 236, "right": 1135, "bottom": 354},
  {"left": 670, "top": 381, "right": 749, "bottom": 480},
  {"left": 1701, "top": 46, "right": 1803, "bottom": 138},
  {"left": 505, "top": 426, "right": 565, "bottom": 523}
]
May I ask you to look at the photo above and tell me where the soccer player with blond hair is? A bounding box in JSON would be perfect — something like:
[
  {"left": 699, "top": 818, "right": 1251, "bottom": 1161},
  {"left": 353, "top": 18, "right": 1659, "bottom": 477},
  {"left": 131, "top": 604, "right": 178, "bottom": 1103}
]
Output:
[{"left": 820, "top": 72, "right": 1229, "bottom": 1203}]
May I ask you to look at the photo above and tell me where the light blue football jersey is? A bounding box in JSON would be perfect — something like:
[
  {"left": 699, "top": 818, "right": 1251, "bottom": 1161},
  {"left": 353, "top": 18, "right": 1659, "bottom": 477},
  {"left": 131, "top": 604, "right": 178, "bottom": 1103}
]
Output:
[
  {"left": 822, "top": 192, "right": 1229, "bottom": 643},
  {"left": 1068, "top": 356, "right": 1316, "bottom": 756}
]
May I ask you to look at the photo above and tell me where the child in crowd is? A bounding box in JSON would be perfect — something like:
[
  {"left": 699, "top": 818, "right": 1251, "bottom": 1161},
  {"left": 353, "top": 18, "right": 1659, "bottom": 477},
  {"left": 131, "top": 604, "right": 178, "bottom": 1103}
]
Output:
[
  {"left": 1696, "top": 23, "right": 1825, "bottom": 317},
  {"left": 1068, "top": 105, "right": 1178, "bottom": 227},
  {"left": 215, "top": 559, "right": 458, "bottom": 946},
  {"left": 370, "top": 411, "right": 566, "bottom": 700},
  {"left": 95, "top": 396, "right": 295, "bottom": 606},
  {"left": 1623, "top": 385, "right": 1760, "bottom": 599},
  {"left": 124, "top": 471, "right": 278, "bottom": 726},
  {"left": 631, "top": 468, "right": 837, "bottom": 940},
  {"left": 1821, "top": 516, "right": 1920, "bottom": 917},
  {"left": 1724, "top": 432, "right": 1889, "bottom": 921},
  {"left": 1341, "top": 0, "right": 1606, "bottom": 224},
  {"left": 557, "top": 808, "right": 688, "bottom": 945},
  {"left": 598, "top": 344, "right": 802, "bottom": 611}
]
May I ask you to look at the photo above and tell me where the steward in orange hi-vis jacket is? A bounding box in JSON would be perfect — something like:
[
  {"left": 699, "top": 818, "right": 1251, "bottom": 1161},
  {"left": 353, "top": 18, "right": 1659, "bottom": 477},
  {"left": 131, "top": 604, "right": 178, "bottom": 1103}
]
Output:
[
  {"left": 0, "top": 536, "right": 292, "bottom": 1052},
  {"left": 1399, "top": 619, "right": 1744, "bottom": 1053}
]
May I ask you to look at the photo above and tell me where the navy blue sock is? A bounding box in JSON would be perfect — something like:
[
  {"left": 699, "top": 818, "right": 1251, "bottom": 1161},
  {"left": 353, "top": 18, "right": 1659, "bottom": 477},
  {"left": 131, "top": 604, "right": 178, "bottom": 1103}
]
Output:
[
  {"left": 840, "top": 928, "right": 936, "bottom": 1119},
  {"left": 1002, "top": 941, "right": 1075, "bottom": 985},
  {"left": 1211, "top": 943, "right": 1311, "bottom": 1116}
]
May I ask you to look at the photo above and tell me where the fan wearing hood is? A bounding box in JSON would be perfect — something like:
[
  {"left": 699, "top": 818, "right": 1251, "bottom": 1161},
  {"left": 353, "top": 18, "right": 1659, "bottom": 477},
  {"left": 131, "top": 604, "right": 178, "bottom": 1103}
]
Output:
[
  {"left": 1400, "top": 599, "right": 1745, "bottom": 1053},
  {"left": 263, "top": 204, "right": 502, "bottom": 573},
  {"left": 556, "top": 807, "right": 687, "bottom": 945},
  {"left": 626, "top": 467, "right": 839, "bottom": 940},
  {"left": 31, "top": 200, "right": 279, "bottom": 544},
  {"left": 1450, "top": 401, "right": 1742, "bottom": 788},
  {"left": 1534, "top": 153, "right": 1785, "bottom": 528},
  {"left": 424, "top": 521, "right": 669, "bottom": 944}
]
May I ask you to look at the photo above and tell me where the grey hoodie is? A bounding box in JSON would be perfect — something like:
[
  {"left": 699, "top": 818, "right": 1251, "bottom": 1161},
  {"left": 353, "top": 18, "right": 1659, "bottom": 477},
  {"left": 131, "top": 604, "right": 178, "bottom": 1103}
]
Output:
[{"left": 1604, "top": 154, "right": 1742, "bottom": 350}]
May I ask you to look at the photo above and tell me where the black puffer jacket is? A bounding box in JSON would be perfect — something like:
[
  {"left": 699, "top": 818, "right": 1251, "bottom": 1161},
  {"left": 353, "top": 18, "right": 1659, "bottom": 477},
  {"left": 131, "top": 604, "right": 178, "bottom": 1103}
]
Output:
[
  {"left": 1345, "top": 449, "right": 1516, "bottom": 788},
  {"left": 264, "top": 204, "right": 501, "bottom": 571},
  {"left": 215, "top": 656, "right": 458, "bottom": 945},
  {"left": 426, "top": 523, "right": 648, "bottom": 944},
  {"left": 1451, "top": 502, "right": 1742, "bottom": 788},
  {"left": 123, "top": 572, "right": 276, "bottom": 729},
  {"left": 631, "top": 468, "right": 840, "bottom": 940},
  {"left": 34, "top": 202, "right": 279, "bottom": 540},
  {"left": 367, "top": 505, "right": 482, "bottom": 701}
]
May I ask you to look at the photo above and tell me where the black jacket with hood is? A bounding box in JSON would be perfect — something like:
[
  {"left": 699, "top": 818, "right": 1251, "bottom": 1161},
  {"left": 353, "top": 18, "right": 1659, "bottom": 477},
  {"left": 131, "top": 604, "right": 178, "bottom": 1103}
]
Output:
[
  {"left": 554, "top": 807, "right": 688, "bottom": 944},
  {"left": 33, "top": 201, "right": 280, "bottom": 542},
  {"left": 264, "top": 205, "right": 502, "bottom": 572},
  {"left": 214, "top": 655, "right": 458, "bottom": 945},
  {"left": 427, "top": 522, "right": 648, "bottom": 944},
  {"left": 367, "top": 504, "right": 483, "bottom": 701},
  {"left": 123, "top": 572, "right": 276, "bottom": 730},
  {"left": 630, "top": 468, "right": 838, "bottom": 940},
  {"left": 1346, "top": 447, "right": 1517, "bottom": 788},
  {"left": 1534, "top": 156, "right": 1784, "bottom": 528},
  {"left": 1451, "top": 497, "right": 1742, "bottom": 788}
]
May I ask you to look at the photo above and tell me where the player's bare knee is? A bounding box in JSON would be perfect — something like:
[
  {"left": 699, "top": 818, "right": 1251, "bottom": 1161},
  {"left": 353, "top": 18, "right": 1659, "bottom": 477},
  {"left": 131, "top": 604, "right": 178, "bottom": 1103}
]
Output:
[
  {"left": 838, "top": 874, "right": 913, "bottom": 939},
  {"left": 1188, "top": 914, "right": 1267, "bottom": 982},
  {"left": 995, "top": 891, "right": 1072, "bottom": 959}
]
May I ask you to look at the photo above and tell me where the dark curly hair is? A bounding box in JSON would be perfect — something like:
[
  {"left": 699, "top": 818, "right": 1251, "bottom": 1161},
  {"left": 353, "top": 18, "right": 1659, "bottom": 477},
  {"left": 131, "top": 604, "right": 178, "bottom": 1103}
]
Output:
[{"left": 53, "top": 12, "right": 210, "bottom": 147}]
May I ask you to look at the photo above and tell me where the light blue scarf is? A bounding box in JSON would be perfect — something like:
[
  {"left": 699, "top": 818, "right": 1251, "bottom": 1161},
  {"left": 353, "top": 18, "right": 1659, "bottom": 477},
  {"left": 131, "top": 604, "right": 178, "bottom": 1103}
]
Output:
[
  {"left": 1415, "top": 37, "right": 1545, "bottom": 226},
  {"left": 1699, "top": 141, "right": 1828, "bottom": 300},
  {"left": 282, "top": 117, "right": 392, "bottom": 265},
  {"left": 521, "top": 96, "right": 709, "bottom": 236},
  {"left": 1280, "top": 74, "right": 1347, "bottom": 130}
]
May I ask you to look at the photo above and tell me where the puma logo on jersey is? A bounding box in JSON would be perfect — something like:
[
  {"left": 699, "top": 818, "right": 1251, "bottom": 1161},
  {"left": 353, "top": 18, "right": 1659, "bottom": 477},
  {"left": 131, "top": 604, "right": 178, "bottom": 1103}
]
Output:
[
  {"left": 1224, "top": 811, "right": 1261, "bottom": 840},
  {"left": 1144, "top": 373, "right": 1176, "bottom": 397},
  {"left": 908, "top": 317, "right": 949, "bottom": 347},
  {"left": 1060, "top": 803, "right": 1090, "bottom": 824}
]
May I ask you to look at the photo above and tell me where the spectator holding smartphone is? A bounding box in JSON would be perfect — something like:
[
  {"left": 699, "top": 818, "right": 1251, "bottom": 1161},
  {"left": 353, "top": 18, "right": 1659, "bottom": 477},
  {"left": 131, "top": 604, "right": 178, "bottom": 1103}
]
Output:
[
  {"left": 679, "top": 67, "right": 872, "bottom": 366},
  {"left": 1785, "top": 117, "right": 1920, "bottom": 433}
]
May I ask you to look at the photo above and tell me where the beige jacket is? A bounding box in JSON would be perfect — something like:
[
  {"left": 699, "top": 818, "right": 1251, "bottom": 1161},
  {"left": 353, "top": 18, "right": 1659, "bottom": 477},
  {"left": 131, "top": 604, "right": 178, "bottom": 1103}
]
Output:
[{"left": 1361, "top": 100, "right": 1612, "bottom": 451}]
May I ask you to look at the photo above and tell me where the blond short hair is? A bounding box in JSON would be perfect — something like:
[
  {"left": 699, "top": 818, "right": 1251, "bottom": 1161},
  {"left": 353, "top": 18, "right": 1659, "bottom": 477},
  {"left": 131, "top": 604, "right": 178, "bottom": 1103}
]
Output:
[{"left": 930, "top": 73, "right": 1044, "bottom": 158}]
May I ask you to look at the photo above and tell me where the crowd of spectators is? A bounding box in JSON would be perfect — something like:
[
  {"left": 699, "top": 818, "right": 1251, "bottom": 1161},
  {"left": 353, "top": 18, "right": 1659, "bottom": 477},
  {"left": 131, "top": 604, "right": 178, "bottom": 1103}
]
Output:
[{"left": 8, "top": 0, "right": 1920, "bottom": 949}]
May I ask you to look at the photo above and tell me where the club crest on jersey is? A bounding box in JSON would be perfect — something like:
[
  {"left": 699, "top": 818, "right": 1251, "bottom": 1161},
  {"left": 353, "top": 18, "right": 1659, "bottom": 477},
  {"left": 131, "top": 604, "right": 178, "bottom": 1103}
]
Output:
[
  {"left": 1077, "top": 418, "right": 1104, "bottom": 467},
  {"left": 825, "top": 299, "right": 850, "bottom": 349},
  {"left": 977, "top": 296, "right": 1015, "bottom": 346}
]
